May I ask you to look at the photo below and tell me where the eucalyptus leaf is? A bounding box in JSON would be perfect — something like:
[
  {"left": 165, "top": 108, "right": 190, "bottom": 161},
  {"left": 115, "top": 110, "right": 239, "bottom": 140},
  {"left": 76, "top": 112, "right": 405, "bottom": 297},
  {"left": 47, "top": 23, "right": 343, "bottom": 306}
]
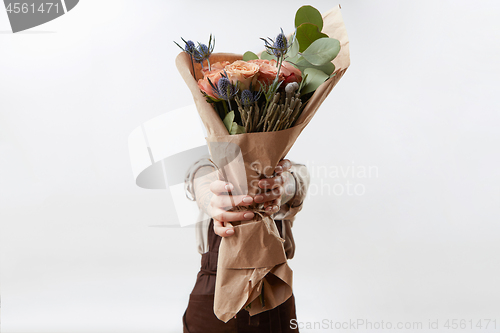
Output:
[
  {"left": 296, "top": 23, "right": 328, "bottom": 52},
  {"left": 229, "top": 123, "right": 238, "bottom": 135},
  {"left": 285, "top": 54, "right": 301, "bottom": 65},
  {"left": 302, "top": 37, "right": 340, "bottom": 66},
  {"left": 287, "top": 34, "right": 299, "bottom": 58},
  {"left": 295, "top": 5, "right": 323, "bottom": 31},
  {"left": 223, "top": 111, "right": 235, "bottom": 133},
  {"left": 243, "top": 51, "right": 259, "bottom": 61},
  {"left": 302, "top": 68, "right": 329, "bottom": 95},
  {"left": 260, "top": 51, "right": 276, "bottom": 61},
  {"left": 295, "top": 56, "right": 335, "bottom": 75},
  {"left": 230, "top": 124, "right": 246, "bottom": 135}
]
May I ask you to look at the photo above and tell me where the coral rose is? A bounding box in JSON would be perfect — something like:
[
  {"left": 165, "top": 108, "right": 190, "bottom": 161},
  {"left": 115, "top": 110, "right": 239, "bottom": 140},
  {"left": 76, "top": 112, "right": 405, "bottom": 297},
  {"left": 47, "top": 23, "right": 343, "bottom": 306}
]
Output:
[
  {"left": 248, "top": 59, "right": 302, "bottom": 88},
  {"left": 201, "top": 61, "right": 229, "bottom": 76},
  {"left": 223, "top": 60, "right": 260, "bottom": 91},
  {"left": 198, "top": 67, "right": 225, "bottom": 99},
  {"left": 249, "top": 59, "right": 280, "bottom": 86}
]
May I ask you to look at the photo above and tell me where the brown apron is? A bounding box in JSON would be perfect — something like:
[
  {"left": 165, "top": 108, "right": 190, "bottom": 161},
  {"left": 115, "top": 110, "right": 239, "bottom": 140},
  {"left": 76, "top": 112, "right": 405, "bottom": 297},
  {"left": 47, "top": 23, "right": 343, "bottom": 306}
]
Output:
[{"left": 183, "top": 219, "right": 299, "bottom": 333}]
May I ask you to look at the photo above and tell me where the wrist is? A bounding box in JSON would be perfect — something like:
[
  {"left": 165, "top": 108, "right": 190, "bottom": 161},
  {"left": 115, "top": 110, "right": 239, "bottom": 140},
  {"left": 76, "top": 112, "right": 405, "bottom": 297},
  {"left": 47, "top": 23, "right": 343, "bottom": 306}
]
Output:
[{"left": 280, "top": 171, "right": 296, "bottom": 205}]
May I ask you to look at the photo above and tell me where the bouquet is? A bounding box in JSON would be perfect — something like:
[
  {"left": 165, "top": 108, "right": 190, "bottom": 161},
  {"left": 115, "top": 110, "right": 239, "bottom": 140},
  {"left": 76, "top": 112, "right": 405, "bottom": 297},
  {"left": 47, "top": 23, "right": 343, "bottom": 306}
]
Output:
[{"left": 175, "top": 5, "right": 350, "bottom": 322}]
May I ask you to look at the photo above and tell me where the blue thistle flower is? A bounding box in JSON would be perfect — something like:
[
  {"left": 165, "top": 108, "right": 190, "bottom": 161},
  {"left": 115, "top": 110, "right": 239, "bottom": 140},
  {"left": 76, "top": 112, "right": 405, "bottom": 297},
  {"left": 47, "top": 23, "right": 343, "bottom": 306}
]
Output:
[
  {"left": 174, "top": 34, "right": 216, "bottom": 70},
  {"left": 184, "top": 40, "right": 195, "bottom": 53},
  {"left": 174, "top": 37, "right": 201, "bottom": 79},
  {"left": 174, "top": 37, "right": 197, "bottom": 56},
  {"left": 261, "top": 28, "right": 289, "bottom": 59},
  {"left": 194, "top": 43, "right": 209, "bottom": 62},
  {"left": 195, "top": 34, "right": 215, "bottom": 69},
  {"left": 240, "top": 89, "right": 262, "bottom": 107},
  {"left": 241, "top": 90, "right": 253, "bottom": 107},
  {"left": 273, "top": 31, "right": 288, "bottom": 57},
  {"left": 206, "top": 72, "right": 238, "bottom": 102},
  {"left": 216, "top": 77, "right": 238, "bottom": 101}
]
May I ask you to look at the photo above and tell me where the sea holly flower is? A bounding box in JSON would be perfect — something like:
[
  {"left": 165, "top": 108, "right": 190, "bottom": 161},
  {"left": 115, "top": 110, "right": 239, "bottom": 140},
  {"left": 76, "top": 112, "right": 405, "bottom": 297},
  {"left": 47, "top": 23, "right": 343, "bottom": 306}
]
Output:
[
  {"left": 273, "top": 30, "right": 288, "bottom": 58},
  {"left": 216, "top": 77, "right": 238, "bottom": 101},
  {"left": 261, "top": 28, "right": 289, "bottom": 59},
  {"left": 174, "top": 37, "right": 201, "bottom": 80},
  {"left": 174, "top": 34, "right": 216, "bottom": 72},
  {"left": 193, "top": 44, "right": 209, "bottom": 62},
  {"left": 208, "top": 72, "right": 238, "bottom": 102},
  {"left": 184, "top": 40, "right": 195, "bottom": 53},
  {"left": 174, "top": 37, "right": 200, "bottom": 59},
  {"left": 240, "top": 88, "right": 262, "bottom": 107},
  {"left": 194, "top": 34, "right": 215, "bottom": 70}
]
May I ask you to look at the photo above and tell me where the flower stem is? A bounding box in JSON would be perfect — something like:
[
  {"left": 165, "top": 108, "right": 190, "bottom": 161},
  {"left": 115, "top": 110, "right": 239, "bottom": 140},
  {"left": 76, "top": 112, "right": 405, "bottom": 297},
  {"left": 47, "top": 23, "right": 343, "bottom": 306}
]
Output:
[{"left": 190, "top": 55, "right": 196, "bottom": 81}]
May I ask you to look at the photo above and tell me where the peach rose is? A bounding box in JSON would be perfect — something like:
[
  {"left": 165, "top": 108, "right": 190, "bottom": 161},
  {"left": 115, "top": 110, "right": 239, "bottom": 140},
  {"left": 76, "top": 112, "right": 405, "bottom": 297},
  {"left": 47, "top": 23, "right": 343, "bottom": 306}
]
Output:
[
  {"left": 198, "top": 67, "right": 225, "bottom": 98},
  {"left": 248, "top": 59, "right": 302, "bottom": 88},
  {"left": 223, "top": 60, "right": 260, "bottom": 90},
  {"left": 201, "top": 61, "right": 229, "bottom": 76},
  {"left": 248, "top": 59, "right": 281, "bottom": 86}
]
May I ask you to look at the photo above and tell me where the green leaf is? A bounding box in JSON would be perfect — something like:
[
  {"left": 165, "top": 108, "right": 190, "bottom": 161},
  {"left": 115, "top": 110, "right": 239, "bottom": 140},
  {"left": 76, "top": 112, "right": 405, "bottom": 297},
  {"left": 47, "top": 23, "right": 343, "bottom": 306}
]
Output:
[
  {"left": 302, "top": 38, "right": 340, "bottom": 66},
  {"left": 230, "top": 124, "right": 246, "bottom": 135},
  {"left": 301, "top": 68, "right": 329, "bottom": 95},
  {"left": 296, "top": 23, "right": 328, "bottom": 53},
  {"left": 260, "top": 51, "right": 276, "bottom": 61},
  {"left": 223, "top": 111, "right": 235, "bottom": 133},
  {"left": 295, "top": 5, "right": 323, "bottom": 31},
  {"left": 285, "top": 54, "right": 300, "bottom": 64},
  {"left": 287, "top": 34, "right": 299, "bottom": 58},
  {"left": 243, "top": 51, "right": 259, "bottom": 61},
  {"left": 223, "top": 111, "right": 246, "bottom": 135},
  {"left": 294, "top": 56, "right": 335, "bottom": 75}
]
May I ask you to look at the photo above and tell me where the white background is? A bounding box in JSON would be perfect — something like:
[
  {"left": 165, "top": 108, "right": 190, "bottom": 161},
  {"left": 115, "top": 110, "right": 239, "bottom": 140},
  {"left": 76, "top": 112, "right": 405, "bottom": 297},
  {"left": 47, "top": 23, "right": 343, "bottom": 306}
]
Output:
[{"left": 1, "top": 1, "right": 499, "bottom": 332}]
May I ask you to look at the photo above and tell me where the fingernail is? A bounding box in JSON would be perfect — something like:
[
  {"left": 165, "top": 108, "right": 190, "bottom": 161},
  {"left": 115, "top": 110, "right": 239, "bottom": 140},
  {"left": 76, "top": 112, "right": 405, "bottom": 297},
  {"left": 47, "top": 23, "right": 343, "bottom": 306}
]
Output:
[
  {"left": 226, "top": 229, "right": 234, "bottom": 235},
  {"left": 244, "top": 212, "right": 254, "bottom": 219},
  {"left": 225, "top": 184, "right": 233, "bottom": 190},
  {"left": 275, "top": 166, "right": 283, "bottom": 173},
  {"left": 243, "top": 197, "right": 253, "bottom": 204},
  {"left": 254, "top": 195, "right": 264, "bottom": 202}
]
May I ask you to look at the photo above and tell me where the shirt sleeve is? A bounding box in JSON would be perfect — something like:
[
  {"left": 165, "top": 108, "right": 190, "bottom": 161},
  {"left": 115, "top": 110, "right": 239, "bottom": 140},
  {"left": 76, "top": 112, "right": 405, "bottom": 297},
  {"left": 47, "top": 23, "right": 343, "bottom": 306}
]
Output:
[
  {"left": 184, "top": 155, "right": 215, "bottom": 202},
  {"left": 273, "top": 162, "right": 310, "bottom": 228},
  {"left": 184, "top": 156, "right": 216, "bottom": 255}
]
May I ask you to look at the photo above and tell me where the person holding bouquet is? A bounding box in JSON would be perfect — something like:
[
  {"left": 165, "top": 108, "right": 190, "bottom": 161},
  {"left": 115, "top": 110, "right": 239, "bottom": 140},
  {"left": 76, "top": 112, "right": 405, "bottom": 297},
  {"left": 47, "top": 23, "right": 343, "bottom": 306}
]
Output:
[
  {"left": 182, "top": 157, "right": 310, "bottom": 332},
  {"left": 174, "top": 5, "right": 349, "bottom": 330}
]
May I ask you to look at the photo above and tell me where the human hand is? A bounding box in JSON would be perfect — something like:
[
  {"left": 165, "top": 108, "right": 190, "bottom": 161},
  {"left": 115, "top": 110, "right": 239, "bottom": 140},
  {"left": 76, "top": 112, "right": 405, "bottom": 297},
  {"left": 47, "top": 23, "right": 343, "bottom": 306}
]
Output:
[
  {"left": 211, "top": 159, "right": 294, "bottom": 237},
  {"left": 255, "top": 159, "right": 293, "bottom": 215},
  {"left": 210, "top": 180, "right": 255, "bottom": 238}
]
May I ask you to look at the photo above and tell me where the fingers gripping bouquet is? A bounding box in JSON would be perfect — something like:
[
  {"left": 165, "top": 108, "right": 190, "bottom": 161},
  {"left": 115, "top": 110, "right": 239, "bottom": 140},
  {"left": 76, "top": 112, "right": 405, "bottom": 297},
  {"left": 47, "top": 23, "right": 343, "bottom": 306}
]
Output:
[{"left": 175, "top": 5, "right": 350, "bottom": 322}]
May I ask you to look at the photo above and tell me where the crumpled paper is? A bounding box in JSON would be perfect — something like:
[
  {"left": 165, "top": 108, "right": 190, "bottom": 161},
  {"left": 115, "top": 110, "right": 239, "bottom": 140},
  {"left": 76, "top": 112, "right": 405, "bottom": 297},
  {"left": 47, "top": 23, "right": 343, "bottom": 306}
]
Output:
[{"left": 176, "top": 5, "right": 350, "bottom": 322}]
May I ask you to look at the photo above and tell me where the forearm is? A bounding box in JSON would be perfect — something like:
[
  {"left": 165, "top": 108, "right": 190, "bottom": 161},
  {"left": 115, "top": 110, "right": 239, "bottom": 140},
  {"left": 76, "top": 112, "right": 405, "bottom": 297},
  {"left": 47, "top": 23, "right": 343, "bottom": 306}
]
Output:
[
  {"left": 280, "top": 170, "right": 296, "bottom": 205},
  {"left": 273, "top": 163, "right": 310, "bottom": 224},
  {"left": 193, "top": 166, "right": 218, "bottom": 217}
]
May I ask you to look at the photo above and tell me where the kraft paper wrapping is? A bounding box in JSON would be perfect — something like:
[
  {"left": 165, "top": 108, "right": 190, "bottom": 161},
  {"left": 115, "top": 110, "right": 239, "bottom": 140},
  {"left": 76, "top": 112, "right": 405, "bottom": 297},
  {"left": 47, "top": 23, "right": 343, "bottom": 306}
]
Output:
[{"left": 176, "top": 5, "right": 350, "bottom": 322}]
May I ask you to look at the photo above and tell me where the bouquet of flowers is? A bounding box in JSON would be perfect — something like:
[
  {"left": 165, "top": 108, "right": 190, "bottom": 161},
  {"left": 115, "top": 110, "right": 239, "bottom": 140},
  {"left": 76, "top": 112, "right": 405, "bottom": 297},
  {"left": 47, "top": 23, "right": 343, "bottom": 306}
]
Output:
[{"left": 176, "top": 5, "right": 350, "bottom": 322}]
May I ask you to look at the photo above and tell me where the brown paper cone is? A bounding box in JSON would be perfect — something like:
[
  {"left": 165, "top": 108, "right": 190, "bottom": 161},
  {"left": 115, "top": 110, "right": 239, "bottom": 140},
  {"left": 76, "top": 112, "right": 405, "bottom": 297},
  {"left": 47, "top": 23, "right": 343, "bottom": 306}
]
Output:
[{"left": 175, "top": 5, "right": 350, "bottom": 322}]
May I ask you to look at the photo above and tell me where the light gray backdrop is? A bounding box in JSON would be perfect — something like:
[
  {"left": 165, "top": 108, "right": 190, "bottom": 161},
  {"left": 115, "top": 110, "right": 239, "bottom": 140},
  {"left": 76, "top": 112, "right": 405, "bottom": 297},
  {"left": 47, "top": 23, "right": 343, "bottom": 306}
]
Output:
[{"left": 1, "top": 1, "right": 499, "bottom": 332}]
